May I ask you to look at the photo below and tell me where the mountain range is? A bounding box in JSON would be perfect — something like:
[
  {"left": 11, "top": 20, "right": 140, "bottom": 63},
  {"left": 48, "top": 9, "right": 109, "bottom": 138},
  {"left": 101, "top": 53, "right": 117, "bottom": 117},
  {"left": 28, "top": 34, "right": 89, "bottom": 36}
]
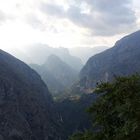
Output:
[{"left": 11, "top": 44, "right": 83, "bottom": 72}]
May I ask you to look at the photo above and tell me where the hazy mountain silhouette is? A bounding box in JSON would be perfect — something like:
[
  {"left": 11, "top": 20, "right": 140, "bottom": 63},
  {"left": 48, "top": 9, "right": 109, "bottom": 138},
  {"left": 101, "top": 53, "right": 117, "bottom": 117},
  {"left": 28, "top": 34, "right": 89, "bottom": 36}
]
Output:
[
  {"left": 13, "top": 44, "right": 83, "bottom": 72},
  {"left": 31, "top": 54, "right": 78, "bottom": 96}
]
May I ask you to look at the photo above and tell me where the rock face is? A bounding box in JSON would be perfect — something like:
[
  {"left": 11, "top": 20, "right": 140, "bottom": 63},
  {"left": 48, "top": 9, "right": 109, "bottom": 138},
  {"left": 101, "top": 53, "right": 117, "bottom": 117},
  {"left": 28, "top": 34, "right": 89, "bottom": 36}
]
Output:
[
  {"left": 0, "top": 50, "right": 62, "bottom": 140},
  {"left": 80, "top": 30, "right": 140, "bottom": 89},
  {"left": 31, "top": 55, "right": 78, "bottom": 96}
]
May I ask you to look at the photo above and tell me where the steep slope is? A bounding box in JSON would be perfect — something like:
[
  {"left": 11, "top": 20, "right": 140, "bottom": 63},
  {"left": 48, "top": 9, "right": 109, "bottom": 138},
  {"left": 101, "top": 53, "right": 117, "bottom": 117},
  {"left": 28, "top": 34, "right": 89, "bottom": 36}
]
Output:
[
  {"left": 55, "top": 94, "right": 99, "bottom": 139},
  {"left": 0, "top": 50, "right": 62, "bottom": 140},
  {"left": 80, "top": 30, "right": 140, "bottom": 89},
  {"left": 31, "top": 55, "right": 78, "bottom": 96}
]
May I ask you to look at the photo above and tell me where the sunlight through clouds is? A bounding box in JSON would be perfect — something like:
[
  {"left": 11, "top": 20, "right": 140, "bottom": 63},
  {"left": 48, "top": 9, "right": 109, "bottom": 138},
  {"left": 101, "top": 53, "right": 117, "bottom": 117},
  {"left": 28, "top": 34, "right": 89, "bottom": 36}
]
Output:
[{"left": 0, "top": 0, "right": 139, "bottom": 52}]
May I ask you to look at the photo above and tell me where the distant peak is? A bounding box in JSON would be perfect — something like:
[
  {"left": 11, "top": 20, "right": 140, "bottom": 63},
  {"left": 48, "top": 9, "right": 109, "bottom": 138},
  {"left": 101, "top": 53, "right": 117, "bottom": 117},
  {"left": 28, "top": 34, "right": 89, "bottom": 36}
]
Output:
[
  {"left": 0, "top": 49, "right": 3, "bottom": 54},
  {"left": 47, "top": 54, "right": 62, "bottom": 62},
  {"left": 0, "top": 49, "right": 12, "bottom": 57},
  {"left": 115, "top": 30, "right": 140, "bottom": 47},
  {"left": 48, "top": 54, "right": 60, "bottom": 59}
]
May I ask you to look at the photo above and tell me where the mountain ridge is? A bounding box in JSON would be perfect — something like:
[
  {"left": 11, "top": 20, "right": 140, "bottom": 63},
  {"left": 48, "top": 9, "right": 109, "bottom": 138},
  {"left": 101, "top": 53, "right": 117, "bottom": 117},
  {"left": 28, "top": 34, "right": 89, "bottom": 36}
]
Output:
[
  {"left": 0, "top": 49, "right": 62, "bottom": 140},
  {"left": 80, "top": 30, "right": 140, "bottom": 89}
]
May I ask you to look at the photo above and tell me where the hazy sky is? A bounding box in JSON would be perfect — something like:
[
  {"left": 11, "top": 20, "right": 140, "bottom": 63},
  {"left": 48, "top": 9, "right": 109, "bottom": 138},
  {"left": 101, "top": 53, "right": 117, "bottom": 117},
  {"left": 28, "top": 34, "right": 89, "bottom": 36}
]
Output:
[{"left": 0, "top": 0, "right": 140, "bottom": 51}]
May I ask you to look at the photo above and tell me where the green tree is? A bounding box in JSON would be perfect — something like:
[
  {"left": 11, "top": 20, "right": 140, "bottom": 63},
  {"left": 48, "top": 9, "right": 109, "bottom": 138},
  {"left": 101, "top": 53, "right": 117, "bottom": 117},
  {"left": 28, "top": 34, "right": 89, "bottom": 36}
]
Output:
[{"left": 70, "top": 74, "right": 140, "bottom": 140}]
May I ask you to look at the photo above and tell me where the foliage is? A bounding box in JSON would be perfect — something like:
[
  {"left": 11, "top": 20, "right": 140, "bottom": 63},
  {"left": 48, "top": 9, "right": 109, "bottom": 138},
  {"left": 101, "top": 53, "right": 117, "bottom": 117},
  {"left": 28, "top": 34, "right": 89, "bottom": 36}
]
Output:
[{"left": 70, "top": 74, "right": 140, "bottom": 140}]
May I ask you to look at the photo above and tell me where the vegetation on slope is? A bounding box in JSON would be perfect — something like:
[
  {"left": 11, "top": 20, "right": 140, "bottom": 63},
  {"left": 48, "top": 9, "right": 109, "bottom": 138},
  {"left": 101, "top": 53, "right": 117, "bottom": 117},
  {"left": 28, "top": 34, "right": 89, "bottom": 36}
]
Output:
[{"left": 70, "top": 74, "right": 140, "bottom": 140}]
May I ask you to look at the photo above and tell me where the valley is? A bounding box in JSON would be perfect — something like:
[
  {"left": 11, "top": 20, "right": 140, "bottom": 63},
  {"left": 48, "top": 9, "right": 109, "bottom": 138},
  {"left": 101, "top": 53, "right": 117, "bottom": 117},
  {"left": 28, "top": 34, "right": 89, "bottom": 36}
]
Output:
[{"left": 0, "top": 30, "right": 140, "bottom": 140}]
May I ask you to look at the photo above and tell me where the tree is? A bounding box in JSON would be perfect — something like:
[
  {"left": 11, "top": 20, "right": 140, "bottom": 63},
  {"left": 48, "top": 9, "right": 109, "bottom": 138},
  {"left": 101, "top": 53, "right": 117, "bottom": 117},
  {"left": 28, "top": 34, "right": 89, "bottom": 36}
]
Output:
[{"left": 70, "top": 74, "right": 140, "bottom": 140}]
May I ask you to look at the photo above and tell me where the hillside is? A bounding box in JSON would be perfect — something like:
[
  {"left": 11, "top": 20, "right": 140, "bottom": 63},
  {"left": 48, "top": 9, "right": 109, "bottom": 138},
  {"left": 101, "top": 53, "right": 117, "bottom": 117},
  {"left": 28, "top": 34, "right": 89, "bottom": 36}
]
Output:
[
  {"left": 80, "top": 30, "right": 140, "bottom": 89},
  {"left": 0, "top": 50, "right": 62, "bottom": 140},
  {"left": 55, "top": 93, "right": 99, "bottom": 139}
]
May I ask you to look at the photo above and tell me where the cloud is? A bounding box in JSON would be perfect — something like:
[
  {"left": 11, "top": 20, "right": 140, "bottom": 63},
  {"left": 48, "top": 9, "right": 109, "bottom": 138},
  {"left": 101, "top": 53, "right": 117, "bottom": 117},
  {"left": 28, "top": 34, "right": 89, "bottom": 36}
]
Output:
[
  {"left": 0, "top": 10, "right": 7, "bottom": 24},
  {"left": 41, "top": 3, "right": 66, "bottom": 18},
  {"left": 0, "top": 0, "right": 139, "bottom": 50},
  {"left": 40, "top": 0, "right": 137, "bottom": 36},
  {"left": 26, "top": 14, "right": 46, "bottom": 30}
]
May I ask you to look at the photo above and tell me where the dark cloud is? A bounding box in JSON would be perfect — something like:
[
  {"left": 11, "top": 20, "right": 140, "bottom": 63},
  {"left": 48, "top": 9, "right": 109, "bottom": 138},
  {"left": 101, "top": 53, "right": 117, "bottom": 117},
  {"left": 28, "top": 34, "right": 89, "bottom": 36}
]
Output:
[
  {"left": 40, "top": 0, "right": 137, "bottom": 36},
  {"left": 87, "top": 0, "right": 136, "bottom": 25}
]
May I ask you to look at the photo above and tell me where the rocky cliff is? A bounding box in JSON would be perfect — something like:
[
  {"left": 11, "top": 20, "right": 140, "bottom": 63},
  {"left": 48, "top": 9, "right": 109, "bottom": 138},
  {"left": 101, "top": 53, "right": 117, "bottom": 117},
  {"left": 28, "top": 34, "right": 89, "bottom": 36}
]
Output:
[
  {"left": 0, "top": 50, "right": 62, "bottom": 140},
  {"left": 80, "top": 30, "right": 140, "bottom": 89}
]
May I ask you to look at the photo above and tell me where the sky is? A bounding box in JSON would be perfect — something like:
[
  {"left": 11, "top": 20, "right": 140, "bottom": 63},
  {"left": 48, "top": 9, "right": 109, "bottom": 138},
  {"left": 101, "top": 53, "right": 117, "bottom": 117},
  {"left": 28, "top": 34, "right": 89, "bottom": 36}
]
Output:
[{"left": 0, "top": 0, "right": 140, "bottom": 52}]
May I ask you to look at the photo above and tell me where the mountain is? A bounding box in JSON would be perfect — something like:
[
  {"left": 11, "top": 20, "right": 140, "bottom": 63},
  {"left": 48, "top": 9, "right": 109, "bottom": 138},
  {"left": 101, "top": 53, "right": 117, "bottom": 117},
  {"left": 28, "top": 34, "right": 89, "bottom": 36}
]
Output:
[
  {"left": 31, "top": 63, "right": 65, "bottom": 95},
  {"left": 69, "top": 46, "right": 108, "bottom": 64},
  {"left": 0, "top": 50, "right": 62, "bottom": 140},
  {"left": 80, "top": 30, "right": 140, "bottom": 89},
  {"left": 11, "top": 44, "right": 83, "bottom": 72},
  {"left": 31, "top": 55, "right": 78, "bottom": 96}
]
